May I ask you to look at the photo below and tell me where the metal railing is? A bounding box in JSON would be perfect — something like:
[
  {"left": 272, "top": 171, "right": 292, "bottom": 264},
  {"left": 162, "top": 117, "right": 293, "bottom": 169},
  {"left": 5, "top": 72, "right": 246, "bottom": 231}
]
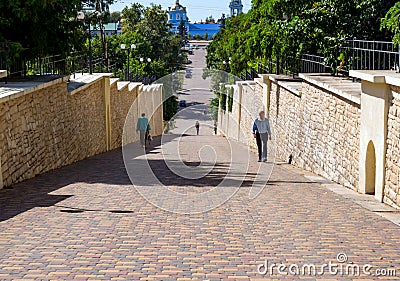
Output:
[
  {"left": 0, "top": 41, "right": 158, "bottom": 85},
  {"left": 0, "top": 41, "right": 7, "bottom": 82},
  {"left": 71, "top": 53, "right": 112, "bottom": 76},
  {"left": 240, "top": 66, "right": 259, "bottom": 81},
  {"left": 0, "top": 48, "right": 116, "bottom": 83},
  {"left": 258, "top": 61, "right": 275, "bottom": 74},
  {"left": 341, "top": 40, "right": 400, "bottom": 72},
  {"left": 127, "top": 73, "right": 157, "bottom": 85},
  {"left": 300, "top": 54, "right": 329, "bottom": 73},
  {"left": 256, "top": 39, "right": 400, "bottom": 78}
]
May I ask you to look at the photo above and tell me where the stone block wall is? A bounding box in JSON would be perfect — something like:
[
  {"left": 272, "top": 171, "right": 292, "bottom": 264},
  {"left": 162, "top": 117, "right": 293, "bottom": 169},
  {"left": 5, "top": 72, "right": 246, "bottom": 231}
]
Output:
[
  {"left": 269, "top": 81, "right": 361, "bottom": 189},
  {"left": 218, "top": 76, "right": 361, "bottom": 191},
  {"left": 148, "top": 85, "right": 164, "bottom": 140},
  {"left": 268, "top": 83, "right": 302, "bottom": 165},
  {"left": 239, "top": 83, "right": 264, "bottom": 149},
  {"left": 110, "top": 83, "right": 139, "bottom": 150},
  {"left": 219, "top": 71, "right": 400, "bottom": 209},
  {"left": 111, "top": 83, "right": 163, "bottom": 150},
  {"left": 139, "top": 84, "right": 163, "bottom": 138},
  {"left": 385, "top": 86, "right": 400, "bottom": 207},
  {"left": 296, "top": 82, "right": 360, "bottom": 188},
  {"left": 0, "top": 76, "right": 163, "bottom": 188},
  {"left": 0, "top": 78, "right": 107, "bottom": 187}
]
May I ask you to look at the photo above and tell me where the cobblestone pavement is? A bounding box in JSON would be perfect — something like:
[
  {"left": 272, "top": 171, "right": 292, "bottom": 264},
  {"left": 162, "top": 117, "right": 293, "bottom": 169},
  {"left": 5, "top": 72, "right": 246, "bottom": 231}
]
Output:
[
  {"left": 1, "top": 50, "right": 400, "bottom": 280},
  {"left": 0, "top": 128, "right": 400, "bottom": 281}
]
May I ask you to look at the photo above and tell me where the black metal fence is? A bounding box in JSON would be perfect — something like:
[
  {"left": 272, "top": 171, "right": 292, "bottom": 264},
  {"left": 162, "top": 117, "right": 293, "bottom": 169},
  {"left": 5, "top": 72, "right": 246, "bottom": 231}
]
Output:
[
  {"left": 240, "top": 66, "right": 259, "bottom": 81},
  {"left": 255, "top": 39, "right": 400, "bottom": 78},
  {"left": 341, "top": 40, "right": 400, "bottom": 72},
  {"left": 71, "top": 53, "right": 113, "bottom": 76},
  {"left": 0, "top": 41, "right": 121, "bottom": 83},
  {"left": 0, "top": 47, "right": 111, "bottom": 82},
  {"left": 0, "top": 42, "right": 157, "bottom": 85},
  {"left": 127, "top": 73, "right": 157, "bottom": 85}
]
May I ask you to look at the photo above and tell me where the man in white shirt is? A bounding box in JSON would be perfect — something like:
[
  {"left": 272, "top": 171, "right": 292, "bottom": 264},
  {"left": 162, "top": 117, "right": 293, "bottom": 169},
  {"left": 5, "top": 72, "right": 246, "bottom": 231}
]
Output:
[{"left": 253, "top": 111, "right": 272, "bottom": 162}]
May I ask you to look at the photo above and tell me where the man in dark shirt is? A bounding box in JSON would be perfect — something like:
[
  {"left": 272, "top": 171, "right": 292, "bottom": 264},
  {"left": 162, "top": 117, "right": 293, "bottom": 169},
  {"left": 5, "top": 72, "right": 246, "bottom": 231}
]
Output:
[{"left": 252, "top": 121, "right": 262, "bottom": 162}]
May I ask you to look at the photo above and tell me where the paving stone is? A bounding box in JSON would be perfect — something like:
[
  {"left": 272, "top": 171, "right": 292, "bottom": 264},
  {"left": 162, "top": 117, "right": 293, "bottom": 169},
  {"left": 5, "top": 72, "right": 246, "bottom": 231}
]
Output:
[{"left": 0, "top": 133, "right": 399, "bottom": 280}]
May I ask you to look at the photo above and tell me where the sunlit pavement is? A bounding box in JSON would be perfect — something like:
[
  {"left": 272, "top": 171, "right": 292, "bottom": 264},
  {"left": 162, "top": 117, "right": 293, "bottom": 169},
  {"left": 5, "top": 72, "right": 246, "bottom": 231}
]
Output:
[
  {"left": 0, "top": 129, "right": 400, "bottom": 280},
  {"left": 0, "top": 47, "right": 400, "bottom": 281}
]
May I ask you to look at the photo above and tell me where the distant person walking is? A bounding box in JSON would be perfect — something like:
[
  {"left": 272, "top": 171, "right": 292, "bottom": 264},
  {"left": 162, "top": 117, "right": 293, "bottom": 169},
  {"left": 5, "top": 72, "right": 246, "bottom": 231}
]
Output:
[
  {"left": 252, "top": 120, "right": 262, "bottom": 162},
  {"left": 145, "top": 123, "right": 152, "bottom": 147},
  {"left": 253, "top": 111, "right": 272, "bottom": 162},
  {"left": 214, "top": 121, "right": 218, "bottom": 135},
  {"left": 136, "top": 113, "right": 150, "bottom": 147},
  {"left": 195, "top": 121, "right": 200, "bottom": 135}
]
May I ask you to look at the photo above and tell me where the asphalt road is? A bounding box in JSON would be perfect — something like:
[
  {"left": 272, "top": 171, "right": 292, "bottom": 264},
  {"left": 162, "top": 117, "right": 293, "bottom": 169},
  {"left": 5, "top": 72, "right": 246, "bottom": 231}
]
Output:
[{"left": 172, "top": 47, "right": 216, "bottom": 136}]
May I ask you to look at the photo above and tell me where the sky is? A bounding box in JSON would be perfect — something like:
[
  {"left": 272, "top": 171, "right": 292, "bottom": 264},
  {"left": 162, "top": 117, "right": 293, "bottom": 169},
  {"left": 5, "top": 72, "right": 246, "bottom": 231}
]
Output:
[{"left": 110, "top": 0, "right": 251, "bottom": 22}]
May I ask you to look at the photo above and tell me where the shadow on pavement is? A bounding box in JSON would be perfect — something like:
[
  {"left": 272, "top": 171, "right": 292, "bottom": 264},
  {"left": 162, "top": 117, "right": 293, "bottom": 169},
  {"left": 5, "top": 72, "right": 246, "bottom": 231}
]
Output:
[
  {"left": 175, "top": 103, "right": 210, "bottom": 121},
  {"left": 0, "top": 133, "right": 259, "bottom": 221},
  {"left": 0, "top": 135, "right": 177, "bottom": 222}
]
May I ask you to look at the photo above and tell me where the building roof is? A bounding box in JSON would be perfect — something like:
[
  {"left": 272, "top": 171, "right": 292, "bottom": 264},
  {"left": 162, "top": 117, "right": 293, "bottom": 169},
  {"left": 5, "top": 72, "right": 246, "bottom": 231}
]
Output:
[
  {"left": 90, "top": 23, "right": 119, "bottom": 31},
  {"left": 170, "top": 0, "right": 185, "bottom": 11},
  {"left": 189, "top": 23, "right": 221, "bottom": 30}
]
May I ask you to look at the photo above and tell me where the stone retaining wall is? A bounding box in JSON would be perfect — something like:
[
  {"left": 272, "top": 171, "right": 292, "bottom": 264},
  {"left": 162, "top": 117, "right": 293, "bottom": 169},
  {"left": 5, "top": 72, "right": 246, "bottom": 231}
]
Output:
[
  {"left": 0, "top": 75, "right": 163, "bottom": 188},
  {"left": 219, "top": 75, "right": 361, "bottom": 192},
  {"left": 291, "top": 82, "right": 360, "bottom": 188},
  {"left": 110, "top": 82, "right": 139, "bottom": 150},
  {"left": 270, "top": 80, "right": 360, "bottom": 189},
  {"left": 268, "top": 83, "right": 302, "bottom": 167},
  {"left": 385, "top": 86, "right": 400, "bottom": 207},
  {"left": 219, "top": 71, "right": 400, "bottom": 209},
  {"left": 240, "top": 83, "right": 264, "bottom": 148}
]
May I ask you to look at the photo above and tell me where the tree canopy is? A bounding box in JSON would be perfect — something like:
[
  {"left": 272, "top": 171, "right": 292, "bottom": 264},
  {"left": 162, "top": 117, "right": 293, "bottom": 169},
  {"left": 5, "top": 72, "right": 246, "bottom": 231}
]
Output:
[
  {"left": 207, "top": 0, "right": 398, "bottom": 75},
  {"left": 0, "top": 0, "right": 117, "bottom": 60},
  {"left": 0, "top": 0, "right": 85, "bottom": 57},
  {"left": 91, "top": 3, "right": 185, "bottom": 78},
  {"left": 381, "top": 2, "right": 400, "bottom": 45}
]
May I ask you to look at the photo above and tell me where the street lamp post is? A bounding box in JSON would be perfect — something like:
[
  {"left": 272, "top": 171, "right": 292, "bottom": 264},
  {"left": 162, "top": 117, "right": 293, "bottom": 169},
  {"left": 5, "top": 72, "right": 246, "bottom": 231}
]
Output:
[
  {"left": 222, "top": 57, "right": 232, "bottom": 71},
  {"left": 140, "top": 58, "right": 152, "bottom": 84},
  {"left": 88, "top": 23, "right": 92, "bottom": 74},
  {"left": 121, "top": 43, "right": 136, "bottom": 81},
  {"left": 77, "top": 10, "right": 101, "bottom": 75},
  {"left": 139, "top": 57, "right": 151, "bottom": 65}
]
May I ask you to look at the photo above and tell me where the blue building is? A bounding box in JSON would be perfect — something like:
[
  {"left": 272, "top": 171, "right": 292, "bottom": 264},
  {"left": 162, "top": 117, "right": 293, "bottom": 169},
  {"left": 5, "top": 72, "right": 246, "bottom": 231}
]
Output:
[
  {"left": 167, "top": 0, "right": 221, "bottom": 39},
  {"left": 229, "top": 0, "right": 243, "bottom": 16},
  {"left": 90, "top": 23, "right": 122, "bottom": 37},
  {"left": 168, "top": 0, "right": 189, "bottom": 32}
]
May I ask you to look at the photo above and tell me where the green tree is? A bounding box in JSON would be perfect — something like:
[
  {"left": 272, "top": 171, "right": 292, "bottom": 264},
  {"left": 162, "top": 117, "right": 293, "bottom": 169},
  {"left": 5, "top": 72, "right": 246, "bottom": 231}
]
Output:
[
  {"left": 209, "top": 97, "right": 220, "bottom": 121},
  {"left": 85, "top": 0, "right": 116, "bottom": 71},
  {"left": 136, "top": 5, "right": 169, "bottom": 59},
  {"left": 0, "top": 0, "right": 85, "bottom": 59},
  {"left": 207, "top": 0, "right": 397, "bottom": 76},
  {"left": 109, "top": 11, "right": 121, "bottom": 23},
  {"left": 118, "top": 3, "right": 184, "bottom": 77},
  {"left": 205, "top": 15, "right": 215, "bottom": 23},
  {"left": 218, "top": 13, "right": 226, "bottom": 27},
  {"left": 121, "top": 3, "right": 144, "bottom": 33},
  {"left": 163, "top": 96, "right": 178, "bottom": 121},
  {"left": 381, "top": 2, "right": 400, "bottom": 45},
  {"left": 178, "top": 20, "right": 187, "bottom": 42}
]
